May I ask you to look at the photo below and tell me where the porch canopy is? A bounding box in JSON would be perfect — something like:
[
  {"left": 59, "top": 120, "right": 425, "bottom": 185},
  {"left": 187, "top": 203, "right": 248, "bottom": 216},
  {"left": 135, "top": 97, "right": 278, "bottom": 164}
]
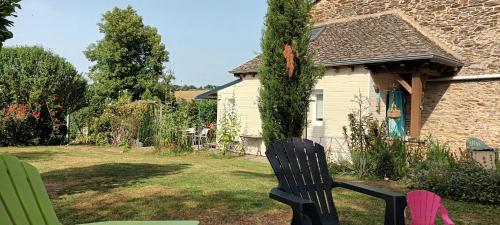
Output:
[{"left": 217, "top": 12, "right": 463, "bottom": 140}]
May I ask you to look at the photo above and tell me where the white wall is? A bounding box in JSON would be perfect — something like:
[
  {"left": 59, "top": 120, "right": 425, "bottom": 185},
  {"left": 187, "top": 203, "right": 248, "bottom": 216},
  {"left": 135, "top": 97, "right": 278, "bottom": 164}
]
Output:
[
  {"left": 217, "top": 66, "right": 372, "bottom": 158},
  {"left": 306, "top": 66, "right": 371, "bottom": 162},
  {"left": 217, "top": 75, "right": 264, "bottom": 155}
]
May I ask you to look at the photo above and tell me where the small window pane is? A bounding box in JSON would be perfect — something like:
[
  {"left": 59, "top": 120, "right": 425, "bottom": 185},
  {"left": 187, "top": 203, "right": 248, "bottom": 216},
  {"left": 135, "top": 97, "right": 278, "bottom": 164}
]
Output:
[{"left": 316, "top": 93, "right": 323, "bottom": 121}]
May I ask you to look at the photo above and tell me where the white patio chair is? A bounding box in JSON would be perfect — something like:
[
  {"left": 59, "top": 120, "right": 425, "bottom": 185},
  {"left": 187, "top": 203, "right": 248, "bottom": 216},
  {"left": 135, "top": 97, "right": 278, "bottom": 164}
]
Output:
[{"left": 195, "top": 128, "right": 209, "bottom": 145}]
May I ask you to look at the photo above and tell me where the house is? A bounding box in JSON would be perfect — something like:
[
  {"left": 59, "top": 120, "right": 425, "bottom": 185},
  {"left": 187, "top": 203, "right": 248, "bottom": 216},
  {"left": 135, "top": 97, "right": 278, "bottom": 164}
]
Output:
[{"left": 198, "top": 1, "right": 500, "bottom": 158}]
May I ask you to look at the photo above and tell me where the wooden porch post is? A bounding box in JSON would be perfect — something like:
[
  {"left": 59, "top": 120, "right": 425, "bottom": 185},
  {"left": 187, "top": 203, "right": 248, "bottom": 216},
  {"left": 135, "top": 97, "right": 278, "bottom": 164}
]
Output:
[{"left": 410, "top": 71, "right": 423, "bottom": 139}]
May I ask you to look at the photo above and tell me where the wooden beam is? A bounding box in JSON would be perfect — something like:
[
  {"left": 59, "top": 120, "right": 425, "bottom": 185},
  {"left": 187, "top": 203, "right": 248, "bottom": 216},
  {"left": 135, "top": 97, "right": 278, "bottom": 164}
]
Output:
[
  {"left": 394, "top": 74, "right": 412, "bottom": 94},
  {"left": 410, "top": 71, "right": 423, "bottom": 140},
  {"left": 422, "top": 74, "right": 429, "bottom": 90},
  {"left": 385, "top": 67, "right": 415, "bottom": 74},
  {"left": 421, "top": 68, "right": 443, "bottom": 77}
]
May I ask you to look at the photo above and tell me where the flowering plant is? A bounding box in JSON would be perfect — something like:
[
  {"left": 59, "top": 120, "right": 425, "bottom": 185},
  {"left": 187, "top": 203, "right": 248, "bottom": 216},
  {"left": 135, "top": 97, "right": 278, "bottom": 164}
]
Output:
[
  {"left": 0, "top": 96, "right": 64, "bottom": 146},
  {"left": 0, "top": 103, "right": 41, "bottom": 122}
]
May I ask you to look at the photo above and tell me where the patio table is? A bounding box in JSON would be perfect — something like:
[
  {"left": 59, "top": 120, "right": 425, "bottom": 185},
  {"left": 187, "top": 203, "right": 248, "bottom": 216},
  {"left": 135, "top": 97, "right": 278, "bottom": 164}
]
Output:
[{"left": 240, "top": 134, "right": 263, "bottom": 155}]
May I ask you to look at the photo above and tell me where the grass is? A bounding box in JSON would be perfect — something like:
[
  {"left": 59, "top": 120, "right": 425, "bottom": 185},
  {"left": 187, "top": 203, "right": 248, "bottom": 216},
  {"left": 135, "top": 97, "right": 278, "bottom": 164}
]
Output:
[{"left": 2, "top": 145, "right": 499, "bottom": 225}]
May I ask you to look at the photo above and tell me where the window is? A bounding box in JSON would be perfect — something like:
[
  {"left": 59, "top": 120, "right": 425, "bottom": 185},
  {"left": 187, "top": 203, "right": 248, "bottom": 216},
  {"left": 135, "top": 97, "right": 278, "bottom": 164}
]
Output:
[
  {"left": 310, "top": 26, "right": 325, "bottom": 41},
  {"left": 228, "top": 98, "right": 235, "bottom": 111},
  {"left": 315, "top": 92, "right": 323, "bottom": 121}
]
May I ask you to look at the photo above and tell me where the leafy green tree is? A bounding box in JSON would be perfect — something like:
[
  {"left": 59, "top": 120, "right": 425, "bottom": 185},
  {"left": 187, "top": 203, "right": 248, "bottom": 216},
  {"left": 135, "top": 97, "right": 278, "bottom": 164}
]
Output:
[
  {"left": 0, "top": 0, "right": 21, "bottom": 48},
  {"left": 0, "top": 46, "right": 87, "bottom": 145},
  {"left": 197, "top": 100, "right": 217, "bottom": 128},
  {"left": 0, "top": 46, "right": 87, "bottom": 115},
  {"left": 258, "top": 0, "right": 323, "bottom": 145},
  {"left": 85, "top": 5, "right": 169, "bottom": 102}
]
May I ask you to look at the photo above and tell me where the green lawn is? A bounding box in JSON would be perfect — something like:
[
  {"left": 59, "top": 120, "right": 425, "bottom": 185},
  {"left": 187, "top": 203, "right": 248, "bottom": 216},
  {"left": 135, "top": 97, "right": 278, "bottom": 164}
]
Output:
[{"left": 1, "top": 146, "right": 499, "bottom": 225}]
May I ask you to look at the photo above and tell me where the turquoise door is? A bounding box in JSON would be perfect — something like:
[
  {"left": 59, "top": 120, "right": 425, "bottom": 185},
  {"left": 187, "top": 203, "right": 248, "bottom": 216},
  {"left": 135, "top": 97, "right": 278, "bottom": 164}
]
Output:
[{"left": 387, "top": 90, "right": 405, "bottom": 138}]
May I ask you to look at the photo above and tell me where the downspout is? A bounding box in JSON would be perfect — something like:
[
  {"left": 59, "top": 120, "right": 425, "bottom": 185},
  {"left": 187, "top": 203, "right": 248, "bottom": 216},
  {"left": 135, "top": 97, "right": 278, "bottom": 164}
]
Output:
[{"left": 428, "top": 74, "right": 500, "bottom": 82}]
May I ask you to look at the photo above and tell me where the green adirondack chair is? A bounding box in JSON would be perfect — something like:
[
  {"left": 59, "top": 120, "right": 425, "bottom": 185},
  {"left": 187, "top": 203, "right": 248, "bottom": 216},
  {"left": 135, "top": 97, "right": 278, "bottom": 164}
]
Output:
[{"left": 0, "top": 154, "right": 199, "bottom": 225}]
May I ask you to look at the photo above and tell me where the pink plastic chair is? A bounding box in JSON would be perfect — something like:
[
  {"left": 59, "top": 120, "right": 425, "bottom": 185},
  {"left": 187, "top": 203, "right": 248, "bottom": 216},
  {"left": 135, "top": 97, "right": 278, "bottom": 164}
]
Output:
[{"left": 406, "top": 190, "right": 455, "bottom": 225}]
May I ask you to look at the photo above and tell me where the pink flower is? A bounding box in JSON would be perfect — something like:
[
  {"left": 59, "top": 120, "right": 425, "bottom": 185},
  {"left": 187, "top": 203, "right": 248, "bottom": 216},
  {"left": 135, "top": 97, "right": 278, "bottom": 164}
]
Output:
[
  {"left": 33, "top": 111, "right": 41, "bottom": 120},
  {"left": 9, "top": 104, "right": 15, "bottom": 113},
  {"left": 24, "top": 106, "right": 30, "bottom": 119},
  {"left": 17, "top": 103, "right": 23, "bottom": 119}
]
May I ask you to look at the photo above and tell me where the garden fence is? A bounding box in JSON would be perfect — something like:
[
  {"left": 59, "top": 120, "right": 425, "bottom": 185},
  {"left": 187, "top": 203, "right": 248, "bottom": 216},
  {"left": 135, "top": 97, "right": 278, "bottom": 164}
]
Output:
[{"left": 309, "top": 135, "right": 351, "bottom": 163}]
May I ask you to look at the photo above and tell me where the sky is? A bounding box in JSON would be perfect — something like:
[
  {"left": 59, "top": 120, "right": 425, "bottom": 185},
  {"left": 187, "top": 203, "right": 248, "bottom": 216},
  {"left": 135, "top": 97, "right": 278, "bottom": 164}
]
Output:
[{"left": 5, "top": 0, "right": 267, "bottom": 86}]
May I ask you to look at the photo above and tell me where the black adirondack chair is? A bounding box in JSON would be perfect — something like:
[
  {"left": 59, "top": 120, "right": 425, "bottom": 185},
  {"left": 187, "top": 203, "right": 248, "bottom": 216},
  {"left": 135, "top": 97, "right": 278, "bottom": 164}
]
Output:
[{"left": 266, "top": 138, "right": 406, "bottom": 225}]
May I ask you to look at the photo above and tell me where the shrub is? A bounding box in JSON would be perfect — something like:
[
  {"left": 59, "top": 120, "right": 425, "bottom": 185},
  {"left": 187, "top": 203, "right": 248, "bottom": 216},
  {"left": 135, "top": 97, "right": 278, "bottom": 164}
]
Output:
[
  {"left": 75, "top": 92, "right": 151, "bottom": 146},
  {"left": 102, "top": 92, "right": 149, "bottom": 146},
  {"left": 342, "top": 92, "right": 441, "bottom": 181},
  {"left": 342, "top": 92, "right": 409, "bottom": 180},
  {"left": 217, "top": 104, "right": 241, "bottom": 155},
  {"left": 87, "top": 108, "right": 113, "bottom": 146},
  {"left": 196, "top": 100, "right": 217, "bottom": 129},
  {"left": 343, "top": 92, "right": 375, "bottom": 177},
  {"left": 181, "top": 99, "right": 217, "bottom": 131},
  {"left": 154, "top": 102, "right": 192, "bottom": 153},
  {"left": 408, "top": 138, "right": 500, "bottom": 204},
  {"left": 328, "top": 161, "right": 354, "bottom": 176},
  {"left": 425, "top": 136, "right": 455, "bottom": 166},
  {"left": 370, "top": 137, "right": 394, "bottom": 179},
  {"left": 139, "top": 104, "right": 156, "bottom": 147},
  {"left": 0, "top": 46, "right": 87, "bottom": 145},
  {"left": 365, "top": 136, "right": 416, "bottom": 180},
  {"left": 139, "top": 107, "right": 155, "bottom": 147},
  {"left": 409, "top": 161, "right": 500, "bottom": 204}
]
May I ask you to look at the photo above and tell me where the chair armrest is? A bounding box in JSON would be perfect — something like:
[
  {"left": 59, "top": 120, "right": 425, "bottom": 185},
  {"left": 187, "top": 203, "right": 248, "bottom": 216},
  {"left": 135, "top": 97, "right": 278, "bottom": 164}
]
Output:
[
  {"left": 332, "top": 181, "right": 406, "bottom": 225},
  {"left": 439, "top": 205, "right": 455, "bottom": 225},
  {"left": 269, "top": 188, "right": 315, "bottom": 211},
  {"left": 269, "top": 188, "right": 323, "bottom": 224},
  {"left": 332, "top": 181, "right": 404, "bottom": 200}
]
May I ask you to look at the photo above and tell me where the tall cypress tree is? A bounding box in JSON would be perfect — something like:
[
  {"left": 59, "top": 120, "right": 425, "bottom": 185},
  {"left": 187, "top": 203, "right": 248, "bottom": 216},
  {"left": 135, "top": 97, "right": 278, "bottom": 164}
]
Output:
[
  {"left": 259, "top": 0, "right": 323, "bottom": 146},
  {"left": 0, "top": 0, "right": 21, "bottom": 48}
]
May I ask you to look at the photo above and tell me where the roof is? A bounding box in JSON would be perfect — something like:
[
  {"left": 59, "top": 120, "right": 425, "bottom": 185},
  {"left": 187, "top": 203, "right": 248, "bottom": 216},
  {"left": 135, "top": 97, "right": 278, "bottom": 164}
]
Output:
[
  {"left": 230, "top": 13, "right": 462, "bottom": 74},
  {"left": 230, "top": 56, "right": 262, "bottom": 74},
  {"left": 195, "top": 79, "right": 242, "bottom": 100},
  {"left": 174, "top": 90, "right": 209, "bottom": 101}
]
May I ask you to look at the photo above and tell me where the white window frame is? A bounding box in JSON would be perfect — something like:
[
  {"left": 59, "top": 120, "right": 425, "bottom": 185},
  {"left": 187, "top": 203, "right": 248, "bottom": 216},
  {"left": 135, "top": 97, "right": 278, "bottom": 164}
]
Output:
[{"left": 311, "top": 90, "right": 324, "bottom": 126}]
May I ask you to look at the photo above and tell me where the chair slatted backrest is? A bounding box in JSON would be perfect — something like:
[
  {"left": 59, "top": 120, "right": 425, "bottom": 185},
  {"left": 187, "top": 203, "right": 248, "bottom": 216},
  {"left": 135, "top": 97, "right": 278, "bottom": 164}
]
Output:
[
  {"left": 406, "top": 190, "right": 442, "bottom": 225},
  {"left": 0, "top": 154, "right": 62, "bottom": 225},
  {"left": 466, "top": 137, "right": 492, "bottom": 151},
  {"left": 266, "top": 138, "right": 339, "bottom": 220}
]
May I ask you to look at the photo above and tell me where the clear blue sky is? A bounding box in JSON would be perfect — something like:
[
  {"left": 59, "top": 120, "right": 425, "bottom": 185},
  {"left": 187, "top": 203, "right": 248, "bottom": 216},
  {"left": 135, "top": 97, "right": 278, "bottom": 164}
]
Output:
[{"left": 5, "top": 0, "right": 267, "bottom": 86}]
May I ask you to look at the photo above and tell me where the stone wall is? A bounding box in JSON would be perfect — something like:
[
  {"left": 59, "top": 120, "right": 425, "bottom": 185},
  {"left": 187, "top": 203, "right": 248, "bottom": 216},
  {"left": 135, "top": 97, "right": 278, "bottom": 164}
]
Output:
[
  {"left": 311, "top": 0, "right": 500, "bottom": 76},
  {"left": 311, "top": 0, "right": 500, "bottom": 152},
  {"left": 369, "top": 73, "right": 500, "bottom": 151},
  {"left": 421, "top": 80, "right": 500, "bottom": 151}
]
